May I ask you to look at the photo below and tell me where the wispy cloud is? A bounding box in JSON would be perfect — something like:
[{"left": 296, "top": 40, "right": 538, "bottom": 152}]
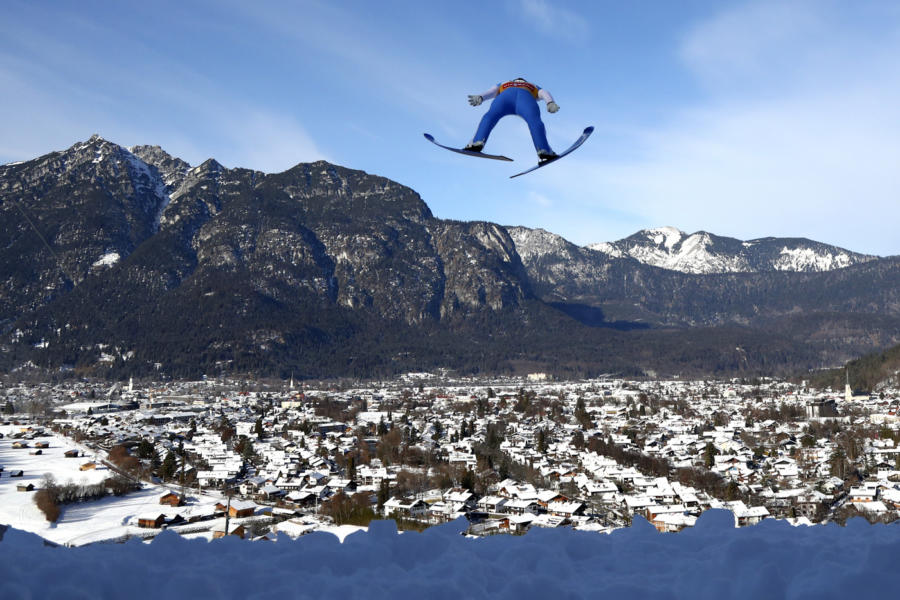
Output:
[
  {"left": 528, "top": 190, "right": 553, "bottom": 208},
  {"left": 219, "top": 0, "right": 478, "bottom": 136},
  {"left": 220, "top": 111, "right": 328, "bottom": 173},
  {"left": 0, "top": 7, "right": 326, "bottom": 171},
  {"left": 511, "top": 0, "right": 589, "bottom": 44}
]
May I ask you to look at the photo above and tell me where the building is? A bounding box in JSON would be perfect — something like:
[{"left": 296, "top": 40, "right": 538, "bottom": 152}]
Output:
[{"left": 159, "top": 492, "right": 184, "bottom": 507}]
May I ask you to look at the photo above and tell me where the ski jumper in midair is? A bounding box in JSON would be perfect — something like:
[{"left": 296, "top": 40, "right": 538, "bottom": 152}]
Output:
[{"left": 465, "top": 78, "right": 560, "bottom": 162}]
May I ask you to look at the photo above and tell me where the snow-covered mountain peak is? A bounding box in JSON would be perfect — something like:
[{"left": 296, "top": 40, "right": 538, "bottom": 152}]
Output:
[
  {"left": 583, "top": 227, "right": 877, "bottom": 274},
  {"left": 506, "top": 226, "right": 577, "bottom": 261},
  {"left": 646, "top": 226, "right": 685, "bottom": 250}
]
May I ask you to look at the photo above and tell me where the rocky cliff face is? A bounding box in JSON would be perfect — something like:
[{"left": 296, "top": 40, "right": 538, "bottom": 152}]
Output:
[
  {"left": 0, "top": 136, "right": 172, "bottom": 319},
  {"left": 1, "top": 137, "right": 537, "bottom": 377}
]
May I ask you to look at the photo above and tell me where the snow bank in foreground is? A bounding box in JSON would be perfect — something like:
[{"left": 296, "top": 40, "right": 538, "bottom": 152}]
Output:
[{"left": 1, "top": 510, "right": 898, "bottom": 599}]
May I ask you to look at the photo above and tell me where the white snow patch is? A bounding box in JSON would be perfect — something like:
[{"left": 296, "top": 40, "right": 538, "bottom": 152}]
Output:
[
  {"left": 122, "top": 153, "right": 170, "bottom": 232},
  {"left": 92, "top": 252, "right": 121, "bottom": 268},
  {"left": 586, "top": 241, "right": 623, "bottom": 257},
  {"left": 648, "top": 226, "right": 684, "bottom": 250},
  {"left": 775, "top": 247, "right": 852, "bottom": 272}
]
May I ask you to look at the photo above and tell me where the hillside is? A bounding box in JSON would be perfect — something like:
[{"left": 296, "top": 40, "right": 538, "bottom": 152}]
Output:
[
  {"left": 2, "top": 136, "right": 899, "bottom": 379},
  {"left": 807, "top": 342, "right": 900, "bottom": 393}
]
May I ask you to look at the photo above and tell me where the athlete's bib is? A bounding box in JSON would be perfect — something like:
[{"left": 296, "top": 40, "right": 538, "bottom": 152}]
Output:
[{"left": 498, "top": 80, "right": 539, "bottom": 98}]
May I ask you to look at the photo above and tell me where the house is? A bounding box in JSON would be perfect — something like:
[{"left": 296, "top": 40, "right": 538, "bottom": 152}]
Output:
[
  {"left": 652, "top": 512, "right": 697, "bottom": 533},
  {"left": 644, "top": 504, "right": 688, "bottom": 522},
  {"left": 64, "top": 449, "right": 79, "bottom": 458},
  {"left": 580, "top": 479, "right": 618, "bottom": 501},
  {"left": 8, "top": 470, "right": 23, "bottom": 478},
  {"left": 285, "top": 490, "right": 317, "bottom": 508},
  {"left": 239, "top": 476, "right": 266, "bottom": 496},
  {"left": 328, "top": 478, "right": 357, "bottom": 494},
  {"left": 773, "top": 458, "right": 800, "bottom": 479},
  {"left": 212, "top": 523, "right": 246, "bottom": 539},
  {"left": 444, "top": 489, "right": 476, "bottom": 512},
  {"left": 476, "top": 495, "right": 508, "bottom": 514},
  {"left": 547, "top": 500, "right": 585, "bottom": 518},
  {"left": 623, "top": 495, "right": 654, "bottom": 514},
  {"left": 531, "top": 513, "right": 569, "bottom": 528},
  {"left": 136, "top": 514, "right": 167, "bottom": 528},
  {"left": 256, "top": 484, "right": 285, "bottom": 501},
  {"left": 214, "top": 499, "right": 257, "bottom": 518},
  {"left": 11, "top": 441, "right": 29, "bottom": 449},
  {"left": 159, "top": 492, "right": 184, "bottom": 507},
  {"left": 16, "top": 483, "right": 35, "bottom": 492},
  {"left": 500, "top": 513, "right": 534, "bottom": 534},
  {"left": 728, "top": 501, "right": 770, "bottom": 527},
  {"left": 536, "top": 490, "right": 568, "bottom": 507},
  {"left": 497, "top": 481, "right": 538, "bottom": 500},
  {"left": 382, "top": 497, "right": 428, "bottom": 518},
  {"left": 427, "top": 501, "right": 458, "bottom": 522},
  {"left": 848, "top": 486, "right": 878, "bottom": 503},
  {"left": 503, "top": 498, "right": 541, "bottom": 516}
]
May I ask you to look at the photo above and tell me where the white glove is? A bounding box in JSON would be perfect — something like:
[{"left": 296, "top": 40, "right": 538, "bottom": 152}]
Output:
[
  {"left": 547, "top": 101, "right": 559, "bottom": 113},
  {"left": 468, "top": 95, "right": 483, "bottom": 107}
]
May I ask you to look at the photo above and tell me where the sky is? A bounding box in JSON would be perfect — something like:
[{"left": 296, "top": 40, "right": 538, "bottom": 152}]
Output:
[{"left": 2, "top": 0, "right": 899, "bottom": 256}]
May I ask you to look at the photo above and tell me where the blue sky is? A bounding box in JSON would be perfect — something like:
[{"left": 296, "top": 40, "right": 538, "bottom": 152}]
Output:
[{"left": 2, "top": 0, "right": 899, "bottom": 256}]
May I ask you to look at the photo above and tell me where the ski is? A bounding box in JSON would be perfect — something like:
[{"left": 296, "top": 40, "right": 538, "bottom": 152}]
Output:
[
  {"left": 510, "top": 126, "right": 594, "bottom": 178},
  {"left": 423, "top": 133, "right": 513, "bottom": 161}
]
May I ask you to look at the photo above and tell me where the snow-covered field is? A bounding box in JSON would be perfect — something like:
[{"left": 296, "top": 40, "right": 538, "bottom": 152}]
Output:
[
  {"left": 0, "top": 425, "right": 221, "bottom": 546},
  {"left": 0, "top": 424, "right": 359, "bottom": 548}
]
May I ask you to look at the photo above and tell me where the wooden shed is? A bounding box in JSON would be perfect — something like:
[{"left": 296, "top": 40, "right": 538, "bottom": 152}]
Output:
[
  {"left": 136, "top": 514, "right": 167, "bottom": 528},
  {"left": 215, "top": 500, "right": 257, "bottom": 519},
  {"left": 212, "top": 524, "right": 246, "bottom": 540},
  {"left": 159, "top": 492, "right": 184, "bottom": 507}
]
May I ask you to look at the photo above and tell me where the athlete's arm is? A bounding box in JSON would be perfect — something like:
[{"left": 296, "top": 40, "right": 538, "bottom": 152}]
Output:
[
  {"left": 479, "top": 85, "right": 500, "bottom": 101},
  {"left": 538, "top": 88, "right": 559, "bottom": 113}
]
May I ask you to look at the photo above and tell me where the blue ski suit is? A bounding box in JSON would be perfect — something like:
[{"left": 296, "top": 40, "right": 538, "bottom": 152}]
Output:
[{"left": 471, "top": 80, "right": 555, "bottom": 154}]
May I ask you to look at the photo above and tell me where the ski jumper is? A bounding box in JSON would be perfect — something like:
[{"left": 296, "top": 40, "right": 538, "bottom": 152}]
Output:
[{"left": 471, "top": 80, "right": 555, "bottom": 153}]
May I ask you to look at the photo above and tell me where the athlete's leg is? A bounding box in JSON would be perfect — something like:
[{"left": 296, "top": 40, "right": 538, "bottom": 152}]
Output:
[
  {"left": 472, "top": 93, "right": 515, "bottom": 145},
  {"left": 515, "top": 92, "right": 553, "bottom": 153}
]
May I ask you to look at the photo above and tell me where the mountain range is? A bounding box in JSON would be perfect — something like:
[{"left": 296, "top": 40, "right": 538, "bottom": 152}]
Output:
[
  {"left": 586, "top": 226, "right": 876, "bottom": 274},
  {"left": 2, "top": 136, "right": 899, "bottom": 384}
]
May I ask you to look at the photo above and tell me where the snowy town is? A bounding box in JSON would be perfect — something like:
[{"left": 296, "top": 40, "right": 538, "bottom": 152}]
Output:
[{"left": 2, "top": 373, "right": 900, "bottom": 547}]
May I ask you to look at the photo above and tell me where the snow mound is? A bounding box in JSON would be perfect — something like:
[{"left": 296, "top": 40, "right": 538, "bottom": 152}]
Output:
[{"left": 1, "top": 510, "right": 899, "bottom": 598}]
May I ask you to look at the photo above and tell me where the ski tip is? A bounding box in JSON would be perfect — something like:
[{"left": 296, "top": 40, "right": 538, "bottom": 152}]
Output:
[
  {"left": 423, "top": 133, "right": 435, "bottom": 142},
  {"left": 584, "top": 126, "right": 594, "bottom": 134}
]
